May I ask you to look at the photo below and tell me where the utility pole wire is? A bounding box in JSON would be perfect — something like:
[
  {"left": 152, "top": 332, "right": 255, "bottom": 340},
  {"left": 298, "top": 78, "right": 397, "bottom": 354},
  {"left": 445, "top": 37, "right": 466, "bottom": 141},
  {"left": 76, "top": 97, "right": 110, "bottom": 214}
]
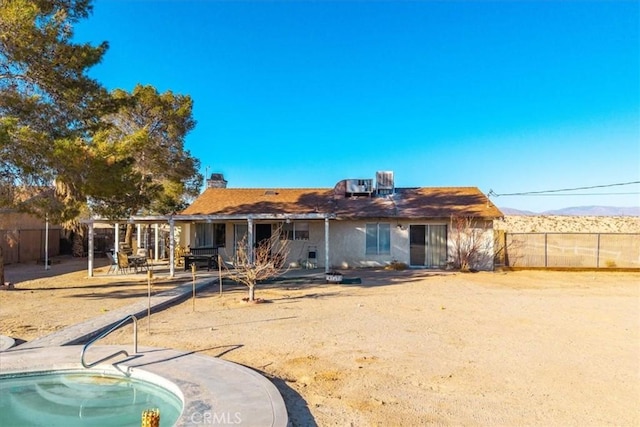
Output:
[
  {"left": 488, "top": 181, "right": 640, "bottom": 197},
  {"left": 500, "top": 192, "right": 640, "bottom": 196}
]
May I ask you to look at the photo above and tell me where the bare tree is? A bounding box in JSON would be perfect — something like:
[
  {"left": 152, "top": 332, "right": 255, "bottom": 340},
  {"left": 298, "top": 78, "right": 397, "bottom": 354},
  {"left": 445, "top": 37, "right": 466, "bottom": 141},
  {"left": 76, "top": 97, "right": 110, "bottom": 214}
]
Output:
[
  {"left": 449, "top": 215, "right": 494, "bottom": 271},
  {"left": 222, "top": 225, "right": 290, "bottom": 302}
]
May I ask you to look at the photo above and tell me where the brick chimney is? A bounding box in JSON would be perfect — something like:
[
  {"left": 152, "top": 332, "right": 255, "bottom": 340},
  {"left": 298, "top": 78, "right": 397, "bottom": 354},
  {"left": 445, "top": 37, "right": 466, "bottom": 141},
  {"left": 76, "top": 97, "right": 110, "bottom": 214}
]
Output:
[{"left": 206, "top": 173, "right": 227, "bottom": 189}]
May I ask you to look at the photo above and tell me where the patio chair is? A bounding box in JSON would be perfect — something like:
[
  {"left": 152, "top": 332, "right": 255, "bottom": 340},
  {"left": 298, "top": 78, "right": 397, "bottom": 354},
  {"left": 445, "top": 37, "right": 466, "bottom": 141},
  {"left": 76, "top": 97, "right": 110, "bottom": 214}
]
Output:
[
  {"left": 133, "top": 248, "right": 149, "bottom": 271},
  {"left": 105, "top": 252, "right": 118, "bottom": 274},
  {"left": 116, "top": 251, "right": 131, "bottom": 274}
]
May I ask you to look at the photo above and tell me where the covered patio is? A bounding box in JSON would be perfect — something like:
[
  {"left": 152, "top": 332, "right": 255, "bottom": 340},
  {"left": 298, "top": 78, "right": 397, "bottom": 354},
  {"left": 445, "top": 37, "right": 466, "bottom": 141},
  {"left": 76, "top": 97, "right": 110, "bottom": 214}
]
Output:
[{"left": 85, "top": 213, "right": 334, "bottom": 278}]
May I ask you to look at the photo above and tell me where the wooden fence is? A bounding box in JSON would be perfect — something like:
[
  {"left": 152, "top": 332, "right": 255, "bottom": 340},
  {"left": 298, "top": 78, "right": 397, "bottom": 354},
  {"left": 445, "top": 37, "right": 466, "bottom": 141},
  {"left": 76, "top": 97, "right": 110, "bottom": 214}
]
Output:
[
  {"left": 1, "top": 229, "right": 61, "bottom": 264},
  {"left": 501, "top": 232, "right": 640, "bottom": 268}
]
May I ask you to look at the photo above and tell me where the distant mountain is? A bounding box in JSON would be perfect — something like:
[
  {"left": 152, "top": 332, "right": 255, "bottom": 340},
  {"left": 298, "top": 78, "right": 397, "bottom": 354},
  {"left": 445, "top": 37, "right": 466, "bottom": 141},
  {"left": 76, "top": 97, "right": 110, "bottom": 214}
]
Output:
[
  {"left": 543, "top": 206, "right": 640, "bottom": 216},
  {"left": 499, "top": 207, "right": 538, "bottom": 215},
  {"left": 499, "top": 206, "right": 640, "bottom": 216}
]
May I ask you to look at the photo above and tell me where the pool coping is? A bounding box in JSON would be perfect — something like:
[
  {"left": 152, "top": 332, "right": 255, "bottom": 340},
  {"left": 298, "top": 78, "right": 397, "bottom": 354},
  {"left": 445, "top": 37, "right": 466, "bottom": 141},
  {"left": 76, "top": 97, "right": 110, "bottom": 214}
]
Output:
[
  {"left": 0, "top": 344, "right": 288, "bottom": 427},
  {"left": 0, "top": 335, "right": 15, "bottom": 352}
]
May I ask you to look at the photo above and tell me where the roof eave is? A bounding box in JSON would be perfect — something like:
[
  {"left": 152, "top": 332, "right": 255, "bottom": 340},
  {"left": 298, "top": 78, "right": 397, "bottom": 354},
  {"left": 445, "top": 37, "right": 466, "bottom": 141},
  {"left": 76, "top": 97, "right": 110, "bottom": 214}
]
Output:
[{"left": 171, "top": 213, "right": 334, "bottom": 222}]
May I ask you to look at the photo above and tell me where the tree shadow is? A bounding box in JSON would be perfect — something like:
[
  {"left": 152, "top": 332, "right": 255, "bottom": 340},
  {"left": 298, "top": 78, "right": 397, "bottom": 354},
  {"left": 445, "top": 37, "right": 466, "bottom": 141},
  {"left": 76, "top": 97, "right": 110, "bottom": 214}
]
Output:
[
  {"left": 61, "top": 280, "right": 192, "bottom": 301},
  {"left": 264, "top": 268, "right": 455, "bottom": 290},
  {"left": 268, "top": 291, "right": 344, "bottom": 303},
  {"left": 4, "top": 255, "right": 109, "bottom": 283},
  {"left": 129, "top": 344, "right": 245, "bottom": 368}
]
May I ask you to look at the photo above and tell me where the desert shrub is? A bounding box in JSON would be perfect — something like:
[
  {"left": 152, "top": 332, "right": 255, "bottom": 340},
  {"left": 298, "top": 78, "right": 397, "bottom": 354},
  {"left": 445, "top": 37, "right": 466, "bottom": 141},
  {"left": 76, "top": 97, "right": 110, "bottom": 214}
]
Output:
[
  {"left": 449, "top": 216, "right": 492, "bottom": 271},
  {"left": 605, "top": 259, "right": 617, "bottom": 268}
]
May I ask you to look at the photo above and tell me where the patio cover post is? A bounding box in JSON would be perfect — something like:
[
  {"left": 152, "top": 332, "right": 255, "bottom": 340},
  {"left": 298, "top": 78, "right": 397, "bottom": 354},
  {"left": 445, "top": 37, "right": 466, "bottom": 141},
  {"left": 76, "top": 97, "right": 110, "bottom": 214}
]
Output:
[
  {"left": 88, "top": 221, "right": 94, "bottom": 277},
  {"left": 324, "top": 216, "right": 330, "bottom": 273},
  {"left": 114, "top": 223, "right": 120, "bottom": 254},
  {"left": 137, "top": 224, "right": 142, "bottom": 249},
  {"left": 154, "top": 224, "right": 159, "bottom": 261},
  {"left": 169, "top": 217, "right": 175, "bottom": 278},
  {"left": 247, "top": 216, "right": 254, "bottom": 263},
  {"left": 44, "top": 215, "right": 49, "bottom": 271}
]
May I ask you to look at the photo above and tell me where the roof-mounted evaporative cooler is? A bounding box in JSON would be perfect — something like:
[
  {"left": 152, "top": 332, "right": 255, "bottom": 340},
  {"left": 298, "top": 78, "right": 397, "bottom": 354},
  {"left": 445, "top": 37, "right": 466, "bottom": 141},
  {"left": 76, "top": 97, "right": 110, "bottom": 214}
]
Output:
[
  {"left": 345, "top": 179, "right": 374, "bottom": 196},
  {"left": 376, "top": 171, "right": 394, "bottom": 196}
]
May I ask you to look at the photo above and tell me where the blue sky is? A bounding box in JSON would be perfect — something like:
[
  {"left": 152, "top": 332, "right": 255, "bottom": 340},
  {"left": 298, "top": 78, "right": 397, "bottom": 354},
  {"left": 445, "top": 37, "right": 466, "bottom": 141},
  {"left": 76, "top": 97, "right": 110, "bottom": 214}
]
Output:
[{"left": 75, "top": 0, "right": 639, "bottom": 211}]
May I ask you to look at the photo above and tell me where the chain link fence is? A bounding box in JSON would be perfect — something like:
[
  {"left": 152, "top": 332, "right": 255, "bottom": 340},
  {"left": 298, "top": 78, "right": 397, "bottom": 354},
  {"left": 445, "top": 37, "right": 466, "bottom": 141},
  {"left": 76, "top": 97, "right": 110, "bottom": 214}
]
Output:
[{"left": 501, "top": 232, "right": 640, "bottom": 268}]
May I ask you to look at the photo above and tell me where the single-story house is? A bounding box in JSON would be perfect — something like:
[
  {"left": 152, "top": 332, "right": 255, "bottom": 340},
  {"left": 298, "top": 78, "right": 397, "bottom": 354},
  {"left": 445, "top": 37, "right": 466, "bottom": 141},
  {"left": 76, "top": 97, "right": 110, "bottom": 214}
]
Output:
[{"left": 175, "top": 172, "right": 503, "bottom": 271}]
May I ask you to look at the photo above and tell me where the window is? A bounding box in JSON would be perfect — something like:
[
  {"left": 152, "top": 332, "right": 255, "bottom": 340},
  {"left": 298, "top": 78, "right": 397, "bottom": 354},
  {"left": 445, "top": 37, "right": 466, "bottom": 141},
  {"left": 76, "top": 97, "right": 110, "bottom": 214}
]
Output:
[
  {"left": 280, "top": 222, "right": 309, "bottom": 240},
  {"left": 195, "top": 223, "right": 226, "bottom": 247},
  {"left": 365, "top": 223, "right": 390, "bottom": 255}
]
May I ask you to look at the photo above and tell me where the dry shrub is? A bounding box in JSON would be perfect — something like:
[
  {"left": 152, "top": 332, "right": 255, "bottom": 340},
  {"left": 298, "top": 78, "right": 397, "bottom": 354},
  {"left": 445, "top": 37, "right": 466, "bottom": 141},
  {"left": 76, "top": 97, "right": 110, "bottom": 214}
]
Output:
[{"left": 385, "top": 261, "right": 408, "bottom": 271}]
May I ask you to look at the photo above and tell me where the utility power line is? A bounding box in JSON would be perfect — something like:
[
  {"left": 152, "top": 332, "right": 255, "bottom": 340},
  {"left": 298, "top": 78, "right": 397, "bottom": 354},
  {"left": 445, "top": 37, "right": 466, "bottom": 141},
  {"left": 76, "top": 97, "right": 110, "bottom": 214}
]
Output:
[
  {"left": 504, "top": 192, "right": 640, "bottom": 196},
  {"left": 488, "top": 181, "right": 640, "bottom": 198}
]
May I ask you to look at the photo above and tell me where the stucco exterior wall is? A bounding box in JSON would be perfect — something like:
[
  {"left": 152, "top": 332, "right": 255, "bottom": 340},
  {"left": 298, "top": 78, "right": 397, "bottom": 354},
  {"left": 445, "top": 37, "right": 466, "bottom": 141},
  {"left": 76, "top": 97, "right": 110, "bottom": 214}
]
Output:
[
  {"left": 447, "top": 219, "right": 496, "bottom": 271},
  {"left": 327, "top": 220, "right": 407, "bottom": 268},
  {"left": 181, "top": 223, "right": 192, "bottom": 249},
  {"left": 477, "top": 222, "right": 497, "bottom": 270},
  {"left": 180, "top": 218, "right": 497, "bottom": 271},
  {"left": 328, "top": 219, "right": 495, "bottom": 270},
  {"left": 282, "top": 220, "right": 325, "bottom": 267},
  {"left": 214, "top": 220, "right": 328, "bottom": 268}
]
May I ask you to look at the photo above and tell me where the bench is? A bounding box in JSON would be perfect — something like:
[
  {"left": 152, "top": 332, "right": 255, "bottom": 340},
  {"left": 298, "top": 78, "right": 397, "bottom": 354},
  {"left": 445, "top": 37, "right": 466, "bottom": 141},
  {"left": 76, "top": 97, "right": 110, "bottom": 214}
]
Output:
[{"left": 183, "top": 247, "right": 219, "bottom": 271}]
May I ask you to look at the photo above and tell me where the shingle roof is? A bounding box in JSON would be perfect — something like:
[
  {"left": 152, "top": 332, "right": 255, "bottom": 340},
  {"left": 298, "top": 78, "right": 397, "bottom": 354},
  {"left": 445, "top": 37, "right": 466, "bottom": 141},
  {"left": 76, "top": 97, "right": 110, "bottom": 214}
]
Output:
[
  {"left": 396, "top": 187, "right": 503, "bottom": 218},
  {"left": 181, "top": 188, "right": 334, "bottom": 215},
  {"left": 181, "top": 187, "right": 503, "bottom": 219}
]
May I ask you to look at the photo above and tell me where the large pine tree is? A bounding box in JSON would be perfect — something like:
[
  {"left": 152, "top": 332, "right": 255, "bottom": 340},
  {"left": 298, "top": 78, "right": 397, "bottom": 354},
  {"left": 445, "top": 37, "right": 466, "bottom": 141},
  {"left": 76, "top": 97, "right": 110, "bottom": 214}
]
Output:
[
  {"left": 0, "top": 1, "right": 202, "bottom": 284},
  {"left": 1, "top": 0, "right": 111, "bottom": 219}
]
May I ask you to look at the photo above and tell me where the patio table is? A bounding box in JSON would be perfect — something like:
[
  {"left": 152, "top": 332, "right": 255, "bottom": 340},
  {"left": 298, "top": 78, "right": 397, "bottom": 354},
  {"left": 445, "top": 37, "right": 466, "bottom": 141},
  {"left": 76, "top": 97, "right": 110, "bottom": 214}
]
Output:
[{"left": 127, "top": 255, "right": 148, "bottom": 273}]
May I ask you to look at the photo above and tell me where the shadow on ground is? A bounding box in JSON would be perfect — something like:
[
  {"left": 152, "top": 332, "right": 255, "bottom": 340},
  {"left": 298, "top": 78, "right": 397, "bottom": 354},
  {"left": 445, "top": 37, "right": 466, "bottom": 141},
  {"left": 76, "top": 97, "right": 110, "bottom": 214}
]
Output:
[
  {"left": 4, "top": 255, "right": 109, "bottom": 283},
  {"left": 265, "top": 375, "right": 317, "bottom": 427}
]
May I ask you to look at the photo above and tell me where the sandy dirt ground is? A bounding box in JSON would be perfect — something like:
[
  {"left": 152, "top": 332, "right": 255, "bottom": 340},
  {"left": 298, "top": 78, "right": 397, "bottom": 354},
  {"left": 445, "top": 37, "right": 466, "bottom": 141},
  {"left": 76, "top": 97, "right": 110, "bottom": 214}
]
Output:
[{"left": 1, "top": 258, "right": 639, "bottom": 426}]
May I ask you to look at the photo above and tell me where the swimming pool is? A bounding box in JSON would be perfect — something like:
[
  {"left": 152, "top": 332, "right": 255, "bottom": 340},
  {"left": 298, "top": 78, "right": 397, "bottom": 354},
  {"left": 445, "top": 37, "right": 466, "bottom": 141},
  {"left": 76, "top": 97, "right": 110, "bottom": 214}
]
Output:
[
  {"left": 0, "top": 369, "right": 183, "bottom": 426},
  {"left": 0, "top": 345, "right": 288, "bottom": 427}
]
